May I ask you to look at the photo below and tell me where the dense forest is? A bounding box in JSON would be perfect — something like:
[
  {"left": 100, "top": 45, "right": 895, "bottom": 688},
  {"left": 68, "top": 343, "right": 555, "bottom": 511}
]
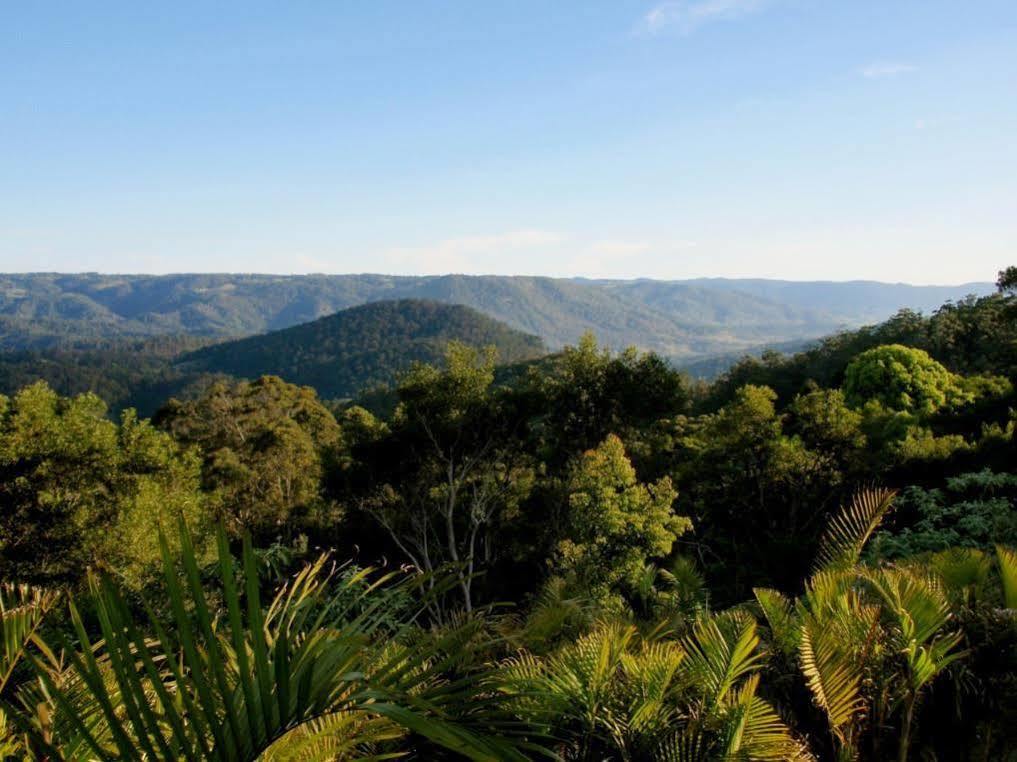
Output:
[
  {"left": 0, "top": 269, "right": 1015, "bottom": 760},
  {"left": 0, "top": 300, "right": 546, "bottom": 416},
  {"left": 178, "top": 300, "right": 547, "bottom": 400}
]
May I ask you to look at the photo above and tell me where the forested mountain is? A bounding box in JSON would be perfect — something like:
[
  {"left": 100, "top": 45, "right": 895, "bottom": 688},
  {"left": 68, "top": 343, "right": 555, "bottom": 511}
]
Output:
[
  {"left": 0, "top": 300, "right": 546, "bottom": 412},
  {"left": 0, "top": 272, "right": 992, "bottom": 359},
  {"left": 678, "top": 277, "right": 992, "bottom": 323},
  {"left": 177, "top": 299, "right": 546, "bottom": 400}
]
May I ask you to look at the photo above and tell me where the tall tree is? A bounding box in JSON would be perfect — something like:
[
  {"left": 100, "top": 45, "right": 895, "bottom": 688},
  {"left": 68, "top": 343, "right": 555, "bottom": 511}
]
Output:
[
  {"left": 556, "top": 434, "right": 690, "bottom": 606},
  {"left": 362, "top": 342, "right": 533, "bottom": 615}
]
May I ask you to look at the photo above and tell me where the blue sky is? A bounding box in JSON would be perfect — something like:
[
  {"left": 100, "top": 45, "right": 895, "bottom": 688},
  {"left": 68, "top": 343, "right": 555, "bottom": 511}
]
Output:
[{"left": 2, "top": 1, "right": 1015, "bottom": 283}]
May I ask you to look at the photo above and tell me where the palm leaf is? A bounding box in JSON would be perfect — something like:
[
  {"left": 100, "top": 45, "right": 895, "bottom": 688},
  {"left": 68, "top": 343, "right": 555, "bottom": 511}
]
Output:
[
  {"left": 681, "top": 611, "right": 762, "bottom": 711},
  {"left": 997, "top": 545, "right": 1017, "bottom": 609},
  {"left": 721, "top": 673, "right": 814, "bottom": 761},
  {"left": 24, "top": 519, "right": 538, "bottom": 761},
  {"left": 799, "top": 616, "right": 865, "bottom": 753},
  {"left": 815, "top": 488, "right": 896, "bottom": 571},
  {"left": 753, "top": 588, "right": 799, "bottom": 657}
]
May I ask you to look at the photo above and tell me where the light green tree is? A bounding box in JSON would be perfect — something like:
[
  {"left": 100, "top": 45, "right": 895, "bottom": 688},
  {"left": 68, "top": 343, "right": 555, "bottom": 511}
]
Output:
[
  {"left": 843, "top": 344, "right": 965, "bottom": 415},
  {"left": 0, "top": 382, "right": 208, "bottom": 589},
  {"left": 557, "top": 434, "right": 690, "bottom": 603}
]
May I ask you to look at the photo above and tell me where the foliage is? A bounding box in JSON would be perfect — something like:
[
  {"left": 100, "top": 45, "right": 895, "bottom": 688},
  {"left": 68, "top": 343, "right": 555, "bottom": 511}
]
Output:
[
  {"left": 10, "top": 522, "right": 538, "bottom": 760},
  {"left": 179, "top": 299, "right": 546, "bottom": 401},
  {"left": 498, "top": 615, "right": 808, "bottom": 761},
  {"left": 843, "top": 344, "right": 965, "bottom": 415},
  {"left": 0, "top": 381, "right": 208, "bottom": 588},
  {"left": 557, "top": 434, "right": 690, "bottom": 605},
  {"left": 871, "top": 470, "right": 1017, "bottom": 558},
  {"left": 154, "top": 376, "right": 343, "bottom": 541}
]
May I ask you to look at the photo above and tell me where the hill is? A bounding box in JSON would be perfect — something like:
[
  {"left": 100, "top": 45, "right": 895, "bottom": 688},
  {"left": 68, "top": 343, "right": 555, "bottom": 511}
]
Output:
[
  {"left": 176, "top": 299, "right": 547, "bottom": 400},
  {"left": 0, "top": 273, "right": 994, "bottom": 360},
  {"left": 677, "top": 278, "right": 992, "bottom": 324}
]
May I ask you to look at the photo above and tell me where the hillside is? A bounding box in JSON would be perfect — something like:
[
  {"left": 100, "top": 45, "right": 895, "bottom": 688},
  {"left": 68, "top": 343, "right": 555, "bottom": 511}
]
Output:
[
  {"left": 677, "top": 278, "right": 992, "bottom": 324},
  {"left": 176, "top": 299, "right": 547, "bottom": 400},
  {"left": 0, "top": 273, "right": 993, "bottom": 360}
]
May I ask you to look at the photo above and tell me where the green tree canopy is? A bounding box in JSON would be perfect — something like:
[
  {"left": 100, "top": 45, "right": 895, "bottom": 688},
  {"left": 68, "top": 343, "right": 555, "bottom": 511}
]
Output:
[
  {"left": 557, "top": 433, "right": 690, "bottom": 604},
  {"left": 154, "top": 376, "right": 344, "bottom": 541},
  {"left": 843, "top": 344, "right": 964, "bottom": 415},
  {"left": 0, "top": 381, "right": 206, "bottom": 588}
]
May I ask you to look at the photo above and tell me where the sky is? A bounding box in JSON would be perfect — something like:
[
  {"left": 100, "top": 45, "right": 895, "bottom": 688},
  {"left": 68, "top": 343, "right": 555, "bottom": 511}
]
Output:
[{"left": 2, "top": 1, "right": 1015, "bottom": 284}]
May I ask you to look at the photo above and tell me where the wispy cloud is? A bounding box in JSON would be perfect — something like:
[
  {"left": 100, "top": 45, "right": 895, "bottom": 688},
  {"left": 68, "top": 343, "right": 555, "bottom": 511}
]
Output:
[
  {"left": 860, "top": 61, "right": 917, "bottom": 79},
  {"left": 383, "top": 230, "right": 568, "bottom": 273},
  {"left": 640, "top": 0, "right": 767, "bottom": 35}
]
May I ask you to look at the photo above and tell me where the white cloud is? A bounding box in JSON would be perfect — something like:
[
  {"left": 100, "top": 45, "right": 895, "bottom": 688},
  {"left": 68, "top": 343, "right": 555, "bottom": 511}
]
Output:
[
  {"left": 640, "top": 0, "right": 767, "bottom": 35},
  {"left": 382, "top": 230, "right": 568, "bottom": 274},
  {"left": 588, "top": 240, "right": 653, "bottom": 257},
  {"left": 860, "top": 61, "right": 917, "bottom": 79}
]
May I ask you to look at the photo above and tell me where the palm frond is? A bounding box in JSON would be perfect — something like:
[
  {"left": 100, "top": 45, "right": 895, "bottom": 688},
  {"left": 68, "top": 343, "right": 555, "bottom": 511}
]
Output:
[
  {"left": 997, "top": 545, "right": 1017, "bottom": 609},
  {"left": 24, "top": 519, "right": 538, "bottom": 761},
  {"left": 721, "top": 673, "right": 815, "bottom": 761},
  {"left": 681, "top": 610, "right": 762, "bottom": 711},
  {"left": 799, "top": 615, "right": 866, "bottom": 753},
  {"left": 753, "top": 588, "right": 800, "bottom": 657},
  {"left": 815, "top": 488, "right": 896, "bottom": 571}
]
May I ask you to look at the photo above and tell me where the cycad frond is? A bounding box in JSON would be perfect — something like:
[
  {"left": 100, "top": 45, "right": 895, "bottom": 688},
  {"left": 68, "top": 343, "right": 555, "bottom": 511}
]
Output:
[{"left": 815, "top": 488, "right": 896, "bottom": 571}]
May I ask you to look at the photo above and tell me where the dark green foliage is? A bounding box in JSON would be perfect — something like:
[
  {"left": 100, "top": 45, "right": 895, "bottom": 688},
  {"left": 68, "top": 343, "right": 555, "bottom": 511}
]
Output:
[
  {"left": 177, "top": 300, "right": 547, "bottom": 400},
  {"left": 0, "top": 336, "right": 222, "bottom": 418},
  {"left": 153, "top": 376, "right": 344, "bottom": 542},
  {"left": 872, "top": 470, "right": 1017, "bottom": 558},
  {"left": 702, "top": 293, "right": 1017, "bottom": 410}
]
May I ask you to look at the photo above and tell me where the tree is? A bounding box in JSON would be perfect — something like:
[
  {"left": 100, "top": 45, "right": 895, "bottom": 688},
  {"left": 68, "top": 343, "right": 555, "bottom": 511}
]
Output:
[
  {"left": 843, "top": 344, "right": 968, "bottom": 416},
  {"left": 520, "top": 334, "right": 690, "bottom": 466},
  {"left": 671, "top": 385, "right": 838, "bottom": 600},
  {"left": 155, "top": 376, "right": 343, "bottom": 541},
  {"left": 997, "top": 265, "right": 1017, "bottom": 295},
  {"left": 0, "top": 382, "right": 207, "bottom": 588},
  {"left": 362, "top": 342, "right": 533, "bottom": 615},
  {"left": 556, "top": 434, "right": 690, "bottom": 604}
]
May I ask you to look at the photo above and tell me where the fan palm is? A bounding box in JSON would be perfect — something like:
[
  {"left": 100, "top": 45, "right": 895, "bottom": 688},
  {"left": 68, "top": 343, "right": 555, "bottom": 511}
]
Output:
[{"left": 19, "top": 520, "right": 539, "bottom": 761}]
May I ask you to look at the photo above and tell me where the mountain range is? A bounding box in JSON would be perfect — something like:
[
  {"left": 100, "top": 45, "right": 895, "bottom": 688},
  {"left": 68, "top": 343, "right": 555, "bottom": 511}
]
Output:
[{"left": 0, "top": 273, "right": 992, "bottom": 361}]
